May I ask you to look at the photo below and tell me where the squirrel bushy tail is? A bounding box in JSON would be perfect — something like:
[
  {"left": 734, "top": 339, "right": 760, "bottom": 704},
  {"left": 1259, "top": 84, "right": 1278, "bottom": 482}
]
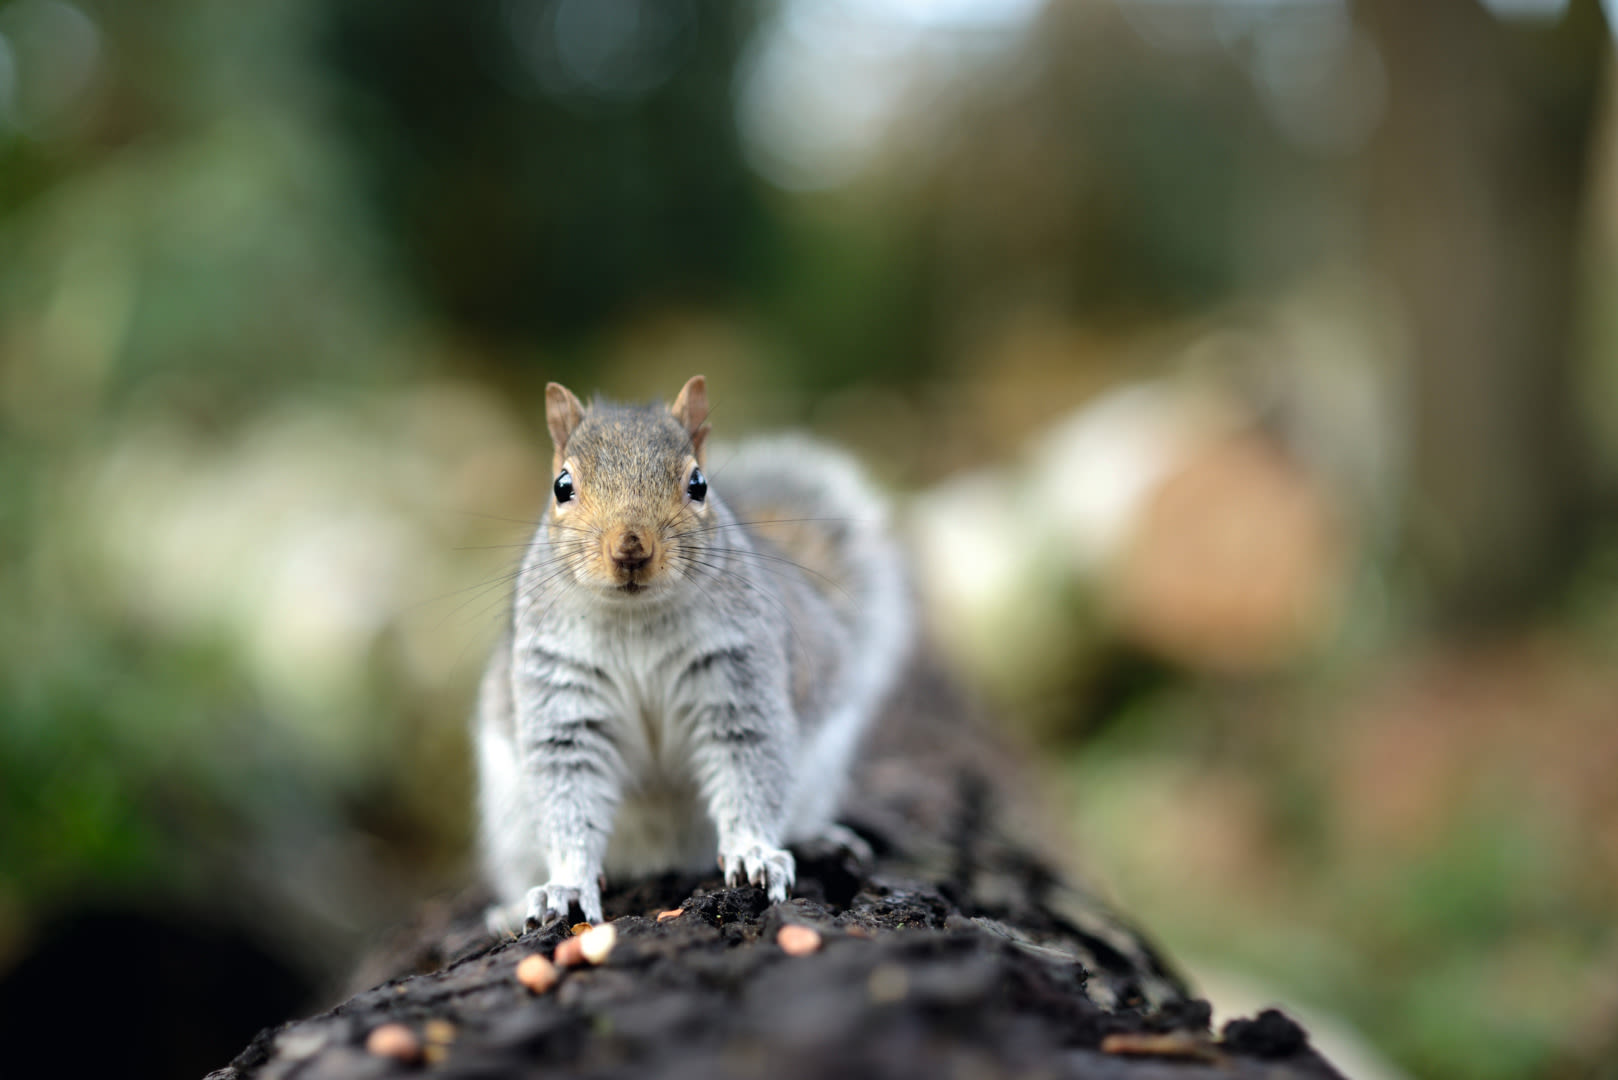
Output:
[{"left": 709, "top": 436, "right": 911, "bottom": 715}]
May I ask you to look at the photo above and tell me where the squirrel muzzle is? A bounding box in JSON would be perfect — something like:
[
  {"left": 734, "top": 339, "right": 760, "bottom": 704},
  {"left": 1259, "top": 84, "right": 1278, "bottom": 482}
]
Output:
[{"left": 605, "top": 527, "right": 659, "bottom": 585}]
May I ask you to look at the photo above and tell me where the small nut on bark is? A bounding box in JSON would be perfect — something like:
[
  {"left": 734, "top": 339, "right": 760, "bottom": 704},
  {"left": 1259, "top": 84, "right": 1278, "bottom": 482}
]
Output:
[
  {"left": 579, "top": 922, "right": 618, "bottom": 964},
  {"left": 776, "top": 924, "right": 822, "bottom": 957},
  {"left": 1101, "top": 1032, "right": 1222, "bottom": 1062},
  {"left": 516, "top": 953, "right": 559, "bottom": 994},
  {"left": 554, "top": 935, "right": 586, "bottom": 967},
  {"left": 656, "top": 908, "right": 683, "bottom": 922},
  {"left": 365, "top": 1023, "right": 421, "bottom": 1062}
]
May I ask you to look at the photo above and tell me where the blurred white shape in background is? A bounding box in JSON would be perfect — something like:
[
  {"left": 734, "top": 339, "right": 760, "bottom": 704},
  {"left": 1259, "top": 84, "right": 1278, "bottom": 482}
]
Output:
[
  {"left": 734, "top": 0, "right": 1038, "bottom": 190},
  {"left": 735, "top": 1, "right": 923, "bottom": 191},
  {"left": 913, "top": 289, "right": 1394, "bottom": 685},
  {"left": 911, "top": 378, "right": 1241, "bottom": 693},
  {"left": 738, "top": 0, "right": 1611, "bottom": 192},
  {"left": 1030, "top": 382, "right": 1230, "bottom": 577},
  {"left": 74, "top": 384, "right": 536, "bottom": 762},
  {"left": 84, "top": 412, "right": 425, "bottom": 759},
  {"left": 879, "top": 0, "right": 1048, "bottom": 28},
  {"left": 912, "top": 463, "right": 1084, "bottom": 696},
  {"left": 737, "top": 0, "right": 1614, "bottom": 194}
]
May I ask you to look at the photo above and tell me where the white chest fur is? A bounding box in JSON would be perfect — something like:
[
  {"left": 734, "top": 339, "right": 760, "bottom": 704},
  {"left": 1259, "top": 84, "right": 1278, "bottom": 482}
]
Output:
[{"left": 524, "top": 600, "right": 764, "bottom": 875}]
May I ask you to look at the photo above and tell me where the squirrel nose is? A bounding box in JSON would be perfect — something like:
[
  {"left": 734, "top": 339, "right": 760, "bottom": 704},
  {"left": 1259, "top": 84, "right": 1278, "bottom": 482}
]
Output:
[{"left": 609, "top": 530, "right": 652, "bottom": 571}]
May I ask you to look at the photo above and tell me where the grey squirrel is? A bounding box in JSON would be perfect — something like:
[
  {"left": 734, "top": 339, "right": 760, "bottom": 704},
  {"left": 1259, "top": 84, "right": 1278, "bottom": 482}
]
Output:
[{"left": 476, "top": 375, "right": 912, "bottom": 930}]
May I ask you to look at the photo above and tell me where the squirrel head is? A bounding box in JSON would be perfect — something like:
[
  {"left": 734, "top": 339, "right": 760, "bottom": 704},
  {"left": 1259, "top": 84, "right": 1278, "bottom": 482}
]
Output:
[{"left": 541, "top": 375, "right": 712, "bottom": 598}]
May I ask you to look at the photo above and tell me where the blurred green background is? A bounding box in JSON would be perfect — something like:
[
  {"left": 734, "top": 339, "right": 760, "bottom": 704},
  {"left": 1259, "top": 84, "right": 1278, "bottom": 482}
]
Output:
[{"left": 2, "top": 0, "right": 1617, "bottom": 1077}]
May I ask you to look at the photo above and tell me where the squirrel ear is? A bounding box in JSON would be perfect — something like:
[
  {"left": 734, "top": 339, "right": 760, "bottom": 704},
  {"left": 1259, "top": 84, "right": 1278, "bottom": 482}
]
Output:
[
  {"left": 545, "top": 382, "right": 585, "bottom": 452},
  {"left": 670, "top": 375, "right": 710, "bottom": 461}
]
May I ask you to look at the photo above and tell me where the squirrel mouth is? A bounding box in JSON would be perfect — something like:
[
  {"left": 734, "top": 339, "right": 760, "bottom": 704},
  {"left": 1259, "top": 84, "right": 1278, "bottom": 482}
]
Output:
[{"left": 618, "top": 582, "right": 643, "bottom": 594}]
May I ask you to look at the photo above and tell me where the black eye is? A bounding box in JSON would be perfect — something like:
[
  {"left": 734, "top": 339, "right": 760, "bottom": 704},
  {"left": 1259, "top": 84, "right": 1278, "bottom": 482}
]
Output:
[
  {"left": 686, "top": 467, "right": 707, "bottom": 502},
  {"left": 553, "top": 469, "right": 574, "bottom": 504}
]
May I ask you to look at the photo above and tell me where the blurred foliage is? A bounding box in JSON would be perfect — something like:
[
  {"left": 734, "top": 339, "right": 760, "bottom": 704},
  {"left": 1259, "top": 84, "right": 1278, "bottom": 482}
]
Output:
[
  {"left": 2, "top": 1, "right": 1617, "bottom": 1078},
  {"left": 1064, "top": 628, "right": 1618, "bottom": 1079},
  {"left": 322, "top": 0, "right": 770, "bottom": 344}
]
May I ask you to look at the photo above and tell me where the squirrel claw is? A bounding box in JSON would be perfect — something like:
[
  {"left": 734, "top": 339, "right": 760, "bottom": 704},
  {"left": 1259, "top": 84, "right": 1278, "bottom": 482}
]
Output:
[
  {"left": 524, "top": 880, "right": 603, "bottom": 929},
  {"left": 720, "top": 843, "right": 795, "bottom": 904}
]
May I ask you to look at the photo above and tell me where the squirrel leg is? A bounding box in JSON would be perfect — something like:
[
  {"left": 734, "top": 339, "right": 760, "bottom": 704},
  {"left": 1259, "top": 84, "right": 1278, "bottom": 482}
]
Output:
[
  {"left": 719, "top": 844, "right": 795, "bottom": 903},
  {"left": 524, "top": 877, "right": 602, "bottom": 929},
  {"left": 690, "top": 700, "right": 797, "bottom": 904},
  {"left": 516, "top": 702, "right": 621, "bottom": 928}
]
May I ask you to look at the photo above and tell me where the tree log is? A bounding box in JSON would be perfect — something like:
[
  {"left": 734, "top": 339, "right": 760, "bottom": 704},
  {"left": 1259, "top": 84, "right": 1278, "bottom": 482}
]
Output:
[{"left": 208, "top": 659, "right": 1344, "bottom": 1079}]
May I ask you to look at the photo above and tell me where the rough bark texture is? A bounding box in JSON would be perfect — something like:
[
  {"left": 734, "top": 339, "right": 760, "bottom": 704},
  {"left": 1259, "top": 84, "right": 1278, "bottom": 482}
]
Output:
[{"left": 207, "top": 658, "right": 1344, "bottom": 1080}]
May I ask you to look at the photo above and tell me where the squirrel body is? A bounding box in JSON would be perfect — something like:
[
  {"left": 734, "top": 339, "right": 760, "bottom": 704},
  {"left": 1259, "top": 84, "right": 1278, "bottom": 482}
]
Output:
[{"left": 476, "top": 376, "right": 910, "bottom": 928}]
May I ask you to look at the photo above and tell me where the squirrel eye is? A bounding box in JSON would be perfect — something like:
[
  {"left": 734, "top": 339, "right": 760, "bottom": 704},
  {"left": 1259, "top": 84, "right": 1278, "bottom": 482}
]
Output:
[
  {"left": 686, "top": 466, "right": 707, "bottom": 503},
  {"left": 553, "top": 469, "right": 574, "bottom": 504}
]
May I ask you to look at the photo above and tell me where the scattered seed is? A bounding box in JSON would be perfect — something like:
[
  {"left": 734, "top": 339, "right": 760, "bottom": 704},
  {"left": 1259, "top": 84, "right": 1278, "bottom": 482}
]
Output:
[
  {"left": 517, "top": 952, "right": 560, "bottom": 992},
  {"left": 365, "top": 1023, "right": 420, "bottom": 1063},
  {"left": 776, "top": 924, "right": 822, "bottom": 957},
  {"left": 580, "top": 922, "right": 617, "bottom": 965},
  {"left": 554, "top": 936, "right": 586, "bottom": 967},
  {"left": 1101, "top": 1032, "right": 1222, "bottom": 1062},
  {"left": 569, "top": 922, "right": 592, "bottom": 936},
  {"left": 656, "top": 909, "right": 683, "bottom": 922}
]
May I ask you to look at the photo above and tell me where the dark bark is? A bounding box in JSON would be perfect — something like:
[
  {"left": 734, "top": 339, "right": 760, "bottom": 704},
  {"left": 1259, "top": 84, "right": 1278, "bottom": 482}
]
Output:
[{"left": 207, "top": 658, "right": 1344, "bottom": 1080}]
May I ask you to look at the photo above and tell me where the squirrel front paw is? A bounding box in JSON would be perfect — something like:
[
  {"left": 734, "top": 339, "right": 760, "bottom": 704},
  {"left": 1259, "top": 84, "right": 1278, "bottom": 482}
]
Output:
[
  {"left": 524, "top": 878, "right": 603, "bottom": 928},
  {"left": 719, "top": 842, "right": 796, "bottom": 904}
]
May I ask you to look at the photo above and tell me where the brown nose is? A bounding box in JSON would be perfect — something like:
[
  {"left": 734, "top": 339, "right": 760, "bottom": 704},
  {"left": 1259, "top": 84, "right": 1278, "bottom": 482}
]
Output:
[{"left": 610, "top": 530, "right": 651, "bottom": 571}]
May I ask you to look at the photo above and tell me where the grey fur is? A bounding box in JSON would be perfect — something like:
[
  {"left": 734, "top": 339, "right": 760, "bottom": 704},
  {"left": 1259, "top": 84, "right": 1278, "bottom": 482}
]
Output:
[{"left": 475, "top": 398, "right": 911, "bottom": 930}]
